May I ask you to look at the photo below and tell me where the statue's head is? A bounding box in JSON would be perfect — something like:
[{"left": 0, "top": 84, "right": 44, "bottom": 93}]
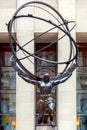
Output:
[{"left": 42, "top": 73, "right": 50, "bottom": 83}]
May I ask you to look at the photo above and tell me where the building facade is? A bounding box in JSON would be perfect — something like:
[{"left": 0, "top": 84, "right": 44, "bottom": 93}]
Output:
[{"left": 0, "top": 0, "right": 87, "bottom": 130}]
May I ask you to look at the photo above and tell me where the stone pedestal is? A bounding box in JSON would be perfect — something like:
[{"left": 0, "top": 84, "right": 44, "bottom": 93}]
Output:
[{"left": 36, "top": 126, "right": 57, "bottom": 130}]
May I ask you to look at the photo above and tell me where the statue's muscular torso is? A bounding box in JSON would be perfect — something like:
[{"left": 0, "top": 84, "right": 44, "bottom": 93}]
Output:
[{"left": 38, "top": 81, "right": 53, "bottom": 95}]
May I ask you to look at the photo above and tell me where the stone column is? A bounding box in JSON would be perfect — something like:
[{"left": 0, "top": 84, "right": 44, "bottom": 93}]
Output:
[
  {"left": 57, "top": 0, "right": 76, "bottom": 130},
  {"left": 16, "top": 0, "right": 35, "bottom": 130}
]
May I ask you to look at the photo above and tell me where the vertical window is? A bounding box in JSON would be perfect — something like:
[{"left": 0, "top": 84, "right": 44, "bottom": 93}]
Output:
[
  {"left": 0, "top": 44, "right": 16, "bottom": 130},
  {"left": 76, "top": 43, "right": 87, "bottom": 130},
  {"left": 35, "top": 42, "right": 57, "bottom": 126}
]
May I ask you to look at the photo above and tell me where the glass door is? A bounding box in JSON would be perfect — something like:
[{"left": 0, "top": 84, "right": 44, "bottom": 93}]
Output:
[
  {"left": 0, "top": 44, "right": 16, "bottom": 130},
  {"left": 76, "top": 43, "right": 87, "bottom": 130}
]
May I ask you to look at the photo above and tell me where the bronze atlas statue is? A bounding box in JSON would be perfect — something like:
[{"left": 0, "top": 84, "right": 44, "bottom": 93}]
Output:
[{"left": 7, "top": 1, "right": 79, "bottom": 127}]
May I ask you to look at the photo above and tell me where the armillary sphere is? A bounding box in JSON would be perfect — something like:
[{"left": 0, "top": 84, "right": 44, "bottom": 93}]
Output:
[{"left": 7, "top": 1, "right": 79, "bottom": 81}]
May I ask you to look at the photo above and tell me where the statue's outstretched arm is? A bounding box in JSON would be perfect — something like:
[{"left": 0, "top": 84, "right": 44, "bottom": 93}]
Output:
[
  {"left": 11, "top": 59, "right": 39, "bottom": 86},
  {"left": 19, "top": 74, "right": 39, "bottom": 86},
  {"left": 53, "top": 63, "right": 77, "bottom": 86}
]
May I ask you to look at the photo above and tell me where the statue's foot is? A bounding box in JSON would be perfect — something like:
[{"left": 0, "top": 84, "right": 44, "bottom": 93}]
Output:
[
  {"left": 50, "top": 121, "right": 55, "bottom": 127},
  {"left": 38, "top": 117, "right": 43, "bottom": 124}
]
